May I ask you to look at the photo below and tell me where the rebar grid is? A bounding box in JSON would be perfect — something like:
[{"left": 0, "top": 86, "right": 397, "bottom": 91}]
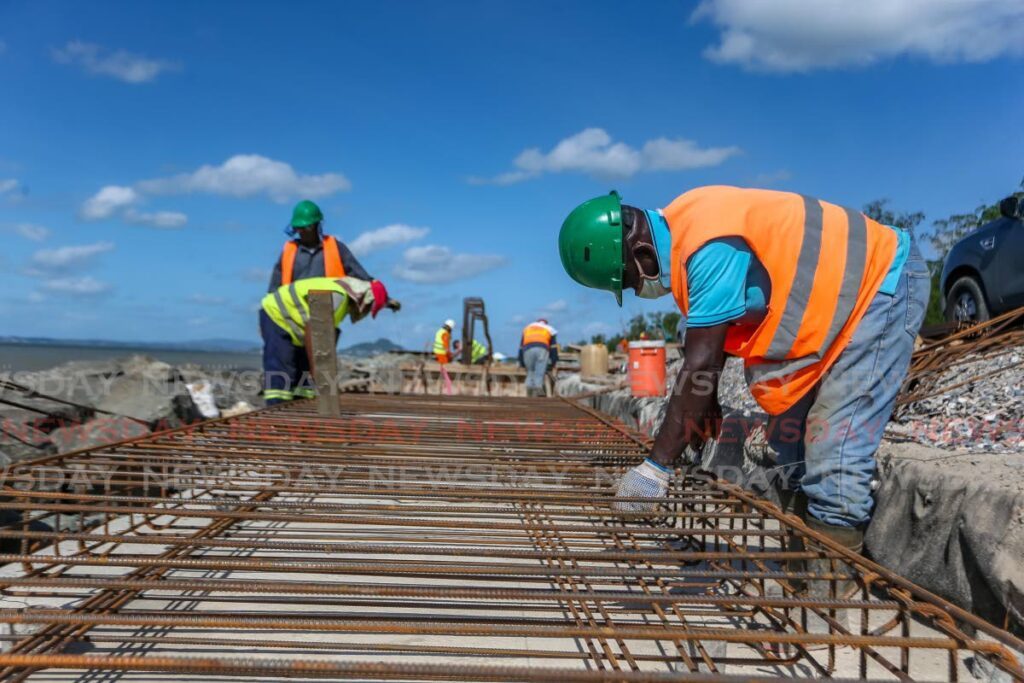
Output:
[{"left": 0, "top": 395, "right": 1021, "bottom": 681}]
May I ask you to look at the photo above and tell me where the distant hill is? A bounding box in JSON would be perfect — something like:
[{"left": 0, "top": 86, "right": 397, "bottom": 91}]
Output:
[
  {"left": 0, "top": 336, "right": 260, "bottom": 353},
  {"left": 340, "top": 338, "right": 405, "bottom": 358}
]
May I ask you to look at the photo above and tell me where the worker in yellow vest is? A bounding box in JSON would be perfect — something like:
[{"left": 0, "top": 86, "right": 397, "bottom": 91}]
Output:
[
  {"left": 433, "top": 320, "right": 456, "bottom": 364},
  {"left": 518, "top": 319, "right": 558, "bottom": 397},
  {"left": 455, "top": 338, "right": 490, "bottom": 365},
  {"left": 559, "top": 187, "right": 929, "bottom": 561},
  {"left": 268, "top": 200, "right": 374, "bottom": 291},
  {"left": 260, "top": 277, "right": 399, "bottom": 404}
]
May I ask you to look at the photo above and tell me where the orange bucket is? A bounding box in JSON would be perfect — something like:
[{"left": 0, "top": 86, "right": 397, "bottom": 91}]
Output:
[{"left": 628, "top": 340, "right": 666, "bottom": 397}]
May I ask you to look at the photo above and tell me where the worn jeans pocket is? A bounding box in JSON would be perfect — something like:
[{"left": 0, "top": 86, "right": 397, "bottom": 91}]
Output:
[{"left": 905, "top": 271, "right": 930, "bottom": 337}]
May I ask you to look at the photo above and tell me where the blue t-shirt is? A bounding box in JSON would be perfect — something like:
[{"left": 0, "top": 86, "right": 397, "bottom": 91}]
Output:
[{"left": 649, "top": 214, "right": 910, "bottom": 329}]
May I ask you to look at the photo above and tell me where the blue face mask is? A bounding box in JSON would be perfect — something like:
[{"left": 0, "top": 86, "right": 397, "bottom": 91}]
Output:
[{"left": 635, "top": 210, "right": 672, "bottom": 299}]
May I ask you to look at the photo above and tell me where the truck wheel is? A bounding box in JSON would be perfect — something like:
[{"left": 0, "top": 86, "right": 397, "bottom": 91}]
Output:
[{"left": 945, "top": 276, "right": 990, "bottom": 323}]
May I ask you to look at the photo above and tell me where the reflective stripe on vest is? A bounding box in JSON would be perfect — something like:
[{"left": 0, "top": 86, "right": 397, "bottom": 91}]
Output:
[
  {"left": 471, "top": 339, "right": 487, "bottom": 363},
  {"left": 280, "top": 236, "right": 346, "bottom": 286},
  {"left": 262, "top": 277, "right": 350, "bottom": 346},
  {"left": 665, "top": 186, "right": 896, "bottom": 414},
  {"left": 521, "top": 323, "right": 553, "bottom": 348},
  {"left": 433, "top": 328, "right": 450, "bottom": 354}
]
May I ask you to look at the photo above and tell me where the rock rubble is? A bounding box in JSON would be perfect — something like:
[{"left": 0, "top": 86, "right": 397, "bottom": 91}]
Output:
[
  {"left": 1, "top": 355, "right": 261, "bottom": 463},
  {"left": 560, "top": 344, "right": 1023, "bottom": 454}
]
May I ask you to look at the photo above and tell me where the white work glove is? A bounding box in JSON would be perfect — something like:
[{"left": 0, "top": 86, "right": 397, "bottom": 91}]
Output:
[{"left": 613, "top": 458, "right": 671, "bottom": 512}]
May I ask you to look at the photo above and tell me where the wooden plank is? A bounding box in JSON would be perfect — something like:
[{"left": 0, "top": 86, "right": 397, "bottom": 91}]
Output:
[{"left": 307, "top": 290, "right": 341, "bottom": 417}]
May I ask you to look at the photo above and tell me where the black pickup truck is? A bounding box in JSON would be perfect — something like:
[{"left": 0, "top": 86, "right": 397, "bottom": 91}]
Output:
[{"left": 941, "top": 197, "right": 1024, "bottom": 322}]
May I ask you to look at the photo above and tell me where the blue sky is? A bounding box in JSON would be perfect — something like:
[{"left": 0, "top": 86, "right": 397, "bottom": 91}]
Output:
[{"left": 1, "top": 1, "right": 1022, "bottom": 354}]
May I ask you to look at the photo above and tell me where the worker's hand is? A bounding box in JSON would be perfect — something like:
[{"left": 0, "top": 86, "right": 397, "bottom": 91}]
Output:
[
  {"left": 386, "top": 298, "right": 402, "bottom": 312},
  {"left": 682, "top": 400, "right": 723, "bottom": 452},
  {"left": 613, "top": 458, "right": 671, "bottom": 513}
]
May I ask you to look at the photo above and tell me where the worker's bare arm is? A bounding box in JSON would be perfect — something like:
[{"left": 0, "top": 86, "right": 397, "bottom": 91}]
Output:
[{"left": 648, "top": 323, "right": 728, "bottom": 468}]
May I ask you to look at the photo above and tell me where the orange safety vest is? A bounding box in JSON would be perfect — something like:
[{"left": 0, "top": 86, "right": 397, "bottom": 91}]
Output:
[
  {"left": 280, "top": 235, "right": 346, "bottom": 285},
  {"left": 664, "top": 186, "right": 897, "bottom": 415},
  {"left": 521, "top": 322, "right": 553, "bottom": 348}
]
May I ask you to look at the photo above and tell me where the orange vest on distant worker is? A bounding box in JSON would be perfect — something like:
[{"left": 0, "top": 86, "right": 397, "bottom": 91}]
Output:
[
  {"left": 521, "top": 322, "right": 554, "bottom": 348},
  {"left": 664, "top": 186, "right": 897, "bottom": 415},
  {"left": 280, "top": 236, "right": 345, "bottom": 285}
]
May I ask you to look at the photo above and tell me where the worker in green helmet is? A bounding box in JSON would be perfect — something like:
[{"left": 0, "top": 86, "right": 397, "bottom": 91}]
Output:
[
  {"left": 558, "top": 187, "right": 928, "bottom": 569},
  {"left": 263, "top": 199, "right": 402, "bottom": 406},
  {"left": 268, "top": 199, "right": 375, "bottom": 291}
]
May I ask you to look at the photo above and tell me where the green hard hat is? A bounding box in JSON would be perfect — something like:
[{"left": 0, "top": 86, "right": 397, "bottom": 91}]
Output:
[
  {"left": 290, "top": 200, "right": 324, "bottom": 229},
  {"left": 558, "top": 191, "right": 625, "bottom": 306}
]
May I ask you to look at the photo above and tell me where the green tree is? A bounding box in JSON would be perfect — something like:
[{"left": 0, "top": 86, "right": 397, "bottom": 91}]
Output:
[
  {"left": 863, "top": 198, "right": 946, "bottom": 325},
  {"left": 862, "top": 198, "right": 925, "bottom": 233}
]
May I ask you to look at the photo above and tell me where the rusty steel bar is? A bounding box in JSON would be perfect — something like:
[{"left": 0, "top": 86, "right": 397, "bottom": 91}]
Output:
[{"left": 0, "top": 394, "right": 1021, "bottom": 681}]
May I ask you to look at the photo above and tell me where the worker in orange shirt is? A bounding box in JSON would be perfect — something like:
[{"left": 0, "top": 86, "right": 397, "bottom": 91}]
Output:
[
  {"left": 433, "top": 319, "right": 456, "bottom": 364},
  {"left": 559, "top": 187, "right": 928, "bottom": 567},
  {"left": 518, "top": 319, "right": 558, "bottom": 397}
]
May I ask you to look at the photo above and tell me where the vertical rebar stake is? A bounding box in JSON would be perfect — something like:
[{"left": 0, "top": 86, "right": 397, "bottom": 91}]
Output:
[{"left": 307, "top": 290, "right": 341, "bottom": 417}]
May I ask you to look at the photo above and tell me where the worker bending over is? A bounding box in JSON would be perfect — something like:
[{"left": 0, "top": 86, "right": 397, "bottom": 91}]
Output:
[
  {"left": 559, "top": 186, "right": 928, "bottom": 556},
  {"left": 455, "top": 339, "right": 491, "bottom": 365},
  {"left": 518, "top": 319, "right": 558, "bottom": 397},
  {"left": 269, "top": 200, "right": 374, "bottom": 291},
  {"left": 261, "top": 277, "right": 399, "bottom": 404},
  {"left": 433, "top": 319, "right": 456, "bottom": 364}
]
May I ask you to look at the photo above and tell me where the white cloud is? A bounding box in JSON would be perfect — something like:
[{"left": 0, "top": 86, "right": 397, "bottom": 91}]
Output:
[
  {"left": 79, "top": 185, "right": 187, "bottom": 228},
  {"left": 641, "top": 138, "right": 740, "bottom": 171},
  {"left": 349, "top": 224, "right": 429, "bottom": 256},
  {"left": 80, "top": 154, "right": 348, "bottom": 227},
  {"left": 42, "top": 276, "right": 111, "bottom": 296},
  {"left": 14, "top": 223, "right": 50, "bottom": 241},
  {"left": 52, "top": 41, "right": 179, "bottom": 83},
  {"left": 540, "top": 299, "right": 569, "bottom": 315},
  {"left": 123, "top": 208, "right": 187, "bottom": 228},
  {"left": 392, "top": 245, "right": 506, "bottom": 284},
  {"left": 0, "top": 178, "right": 20, "bottom": 195},
  {"left": 31, "top": 241, "right": 115, "bottom": 269},
  {"left": 137, "top": 154, "right": 351, "bottom": 203},
  {"left": 241, "top": 266, "right": 270, "bottom": 283},
  {"left": 692, "top": 0, "right": 1024, "bottom": 72},
  {"left": 0, "top": 40, "right": 7, "bottom": 55},
  {"left": 473, "top": 128, "right": 739, "bottom": 184},
  {"left": 80, "top": 185, "right": 138, "bottom": 220},
  {"left": 188, "top": 294, "right": 227, "bottom": 306}
]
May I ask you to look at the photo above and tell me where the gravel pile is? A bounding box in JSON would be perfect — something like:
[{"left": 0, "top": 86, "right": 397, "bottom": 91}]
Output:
[
  {"left": 560, "top": 344, "right": 1024, "bottom": 454},
  {"left": 890, "top": 348, "right": 1022, "bottom": 452}
]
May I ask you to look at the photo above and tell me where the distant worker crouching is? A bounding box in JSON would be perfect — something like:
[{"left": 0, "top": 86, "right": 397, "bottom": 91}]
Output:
[
  {"left": 519, "top": 319, "right": 558, "bottom": 397},
  {"left": 433, "top": 319, "right": 456, "bottom": 364},
  {"left": 559, "top": 186, "right": 929, "bottom": 561},
  {"left": 260, "top": 277, "right": 399, "bottom": 405},
  {"left": 455, "top": 338, "right": 491, "bottom": 365}
]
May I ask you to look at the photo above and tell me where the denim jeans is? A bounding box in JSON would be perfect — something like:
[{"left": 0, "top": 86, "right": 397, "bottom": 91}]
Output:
[
  {"left": 768, "top": 237, "right": 931, "bottom": 527},
  {"left": 259, "top": 310, "right": 315, "bottom": 405},
  {"left": 522, "top": 346, "right": 550, "bottom": 389}
]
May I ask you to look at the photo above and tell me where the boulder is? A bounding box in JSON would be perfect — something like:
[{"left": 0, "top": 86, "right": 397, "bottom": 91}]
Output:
[
  {"left": 49, "top": 416, "right": 151, "bottom": 454},
  {"left": 96, "top": 375, "right": 198, "bottom": 428},
  {"left": 0, "top": 420, "right": 54, "bottom": 464}
]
